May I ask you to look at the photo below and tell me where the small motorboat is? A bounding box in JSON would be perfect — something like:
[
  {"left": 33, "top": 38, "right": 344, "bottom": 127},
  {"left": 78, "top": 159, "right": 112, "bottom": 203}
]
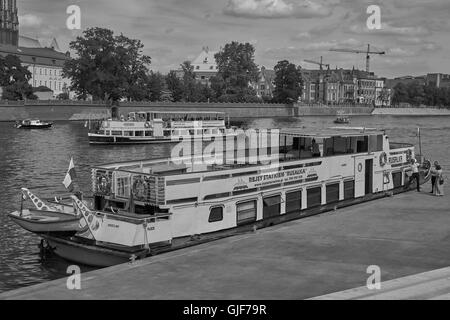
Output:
[
  {"left": 334, "top": 116, "right": 350, "bottom": 124},
  {"left": 8, "top": 209, "right": 82, "bottom": 234},
  {"left": 15, "top": 119, "right": 53, "bottom": 129}
]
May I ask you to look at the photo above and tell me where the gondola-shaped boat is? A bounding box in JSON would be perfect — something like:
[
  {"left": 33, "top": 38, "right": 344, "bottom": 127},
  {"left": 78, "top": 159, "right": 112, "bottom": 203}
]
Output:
[
  {"left": 7, "top": 188, "right": 82, "bottom": 235},
  {"left": 8, "top": 209, "right": 81, "bottom": 234}
]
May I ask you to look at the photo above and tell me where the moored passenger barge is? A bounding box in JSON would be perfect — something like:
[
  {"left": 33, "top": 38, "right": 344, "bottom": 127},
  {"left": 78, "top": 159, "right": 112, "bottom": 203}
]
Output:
[
  {"left": 88, "top": 111, "right": 235, "bottom": 145},
  {"left": 22, "top": 128, "right": 430, "bottom": 267}
]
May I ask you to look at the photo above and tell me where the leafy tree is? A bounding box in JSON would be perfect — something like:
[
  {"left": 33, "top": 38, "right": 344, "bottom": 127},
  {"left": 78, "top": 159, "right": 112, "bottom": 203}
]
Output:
[
  {"left": 57, "top": 92, "right": 70, "bottom": 100},
  {"left": 392, "top": 81, "right": 450, "bottom": 107},
  {"left": 180, "top": 61, "right": 204, "bottom": 102},
  {"left": 166, "top": 71, "right": 184, "bottom": 102},
  {"left": 146, "top": 72, "right": 165, "bottom": 101},
  {"left": 0, "top": 55, "right": 36, "bottom": 100},
  {"left": 272, "top": 60, "right": 303, "bottom": 104},
  {"left": 210, "top": 75, "right": 226, "bottom": 100},
  {"left": 63, "top": 27, "right": 151, "bottom": 103},
  {"left": 391, "top": 82, "right": 409, "bottom": 106},
  {"left": 214, "top": 41, "right": 259, "bottom": 101}
]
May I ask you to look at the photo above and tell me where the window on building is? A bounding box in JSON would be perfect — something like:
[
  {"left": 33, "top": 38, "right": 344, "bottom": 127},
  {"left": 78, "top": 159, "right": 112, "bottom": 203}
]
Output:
[{"left": 209, "top": 206, "right": 223, "bottom": 223}]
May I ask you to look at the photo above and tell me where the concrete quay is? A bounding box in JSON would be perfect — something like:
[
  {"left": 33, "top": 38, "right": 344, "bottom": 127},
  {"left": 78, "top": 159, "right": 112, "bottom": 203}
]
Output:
[{"left": 1, "top": 189, "right": 449, "bottom": 300}]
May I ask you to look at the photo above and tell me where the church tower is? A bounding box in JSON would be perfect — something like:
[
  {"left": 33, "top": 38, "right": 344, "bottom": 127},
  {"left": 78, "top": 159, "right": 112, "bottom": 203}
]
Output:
[{"left": 0, "top": 0, "right": 19, "bottom": 46}]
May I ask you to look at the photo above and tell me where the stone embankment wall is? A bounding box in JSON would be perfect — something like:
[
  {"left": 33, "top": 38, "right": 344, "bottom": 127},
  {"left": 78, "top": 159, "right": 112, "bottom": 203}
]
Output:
[
  {"left": 0, "top": 101, "right": 294, "bottom": 121},
  {"left": 372, "top": 107, "right": 450, "bottom": 116},
  {"left": 1, "top": 100, "right": 449, "bottom": 121},
  {"left": 295, "top": 105, "right": 374, "bottom": 116}
]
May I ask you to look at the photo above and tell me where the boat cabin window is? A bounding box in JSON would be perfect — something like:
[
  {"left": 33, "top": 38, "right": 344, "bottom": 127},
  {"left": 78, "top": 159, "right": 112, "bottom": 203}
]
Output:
[
  {"left": 287, "top": 137, "right": 323, "bottom": 160},
  {"left": 112, "top": 131, "right": 122, "bottom": 136},
  {"left": 263, "top": 195, "right": 282, "bottom": 219},
  {"left": 282, "top": 132, "right": 383, "bottom": 160},
  {"left": 209, "top": 206, "right": 224, "bottom": 223},
  {"left": 368, "top": 135, "right": 383, "bottom": 152},
  {"left": 135, "top": 131, "right": 144, "bottom": 137},
  {"left": 344, "top": 180, "right": 355, "bottom": 200},
  {"left": 145, "top": 131, "right": 153, "bottom": 137},
  {"left": 124, "top": 131, "right": 134, "bottom": 137},
  {"left": 286, "top": 190, "right": 302, "bottom": 214},
  {"left": 326, "top": 183, "right": 340, "bottom": 204},
  {"left": 236, "top": 200, "right": 257, "bottom": 225},
  {"left": 307, "top": 186, "right": 322, "bottom": 208}
]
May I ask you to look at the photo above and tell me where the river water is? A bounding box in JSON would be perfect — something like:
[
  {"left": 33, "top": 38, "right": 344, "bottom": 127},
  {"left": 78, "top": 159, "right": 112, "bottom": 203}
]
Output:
[{"left": 1, "top": 116, "right": 449, "bottom": 293}]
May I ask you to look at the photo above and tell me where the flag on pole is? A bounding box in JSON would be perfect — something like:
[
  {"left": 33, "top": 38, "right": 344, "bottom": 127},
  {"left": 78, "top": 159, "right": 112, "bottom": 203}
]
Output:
[{"left": 63, "top": 157, "right": 77, "bottom": 192}]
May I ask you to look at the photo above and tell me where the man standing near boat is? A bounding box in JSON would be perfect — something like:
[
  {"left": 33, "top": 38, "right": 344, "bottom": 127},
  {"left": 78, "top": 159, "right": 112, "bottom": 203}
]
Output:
[{"left": 406, "top": 159, "right": 421, "bottom": 192}]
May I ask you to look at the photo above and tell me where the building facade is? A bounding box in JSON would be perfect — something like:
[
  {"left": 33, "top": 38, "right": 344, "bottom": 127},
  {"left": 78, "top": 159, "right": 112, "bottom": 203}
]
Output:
[
  {"left": 301, "top": 68, "right": 389, "bottom": 106},
  {"left": 253, "top": 66, "right": 275, "bottom": 99},
  {"left": 191, "top": 47, "right": 218, "bottom": 86},
  {"left": 0, "top": 0, "right": 18, "bottom": 46},
  {"left": 0, "top": 0, "right": 71, "bottom": 98}
]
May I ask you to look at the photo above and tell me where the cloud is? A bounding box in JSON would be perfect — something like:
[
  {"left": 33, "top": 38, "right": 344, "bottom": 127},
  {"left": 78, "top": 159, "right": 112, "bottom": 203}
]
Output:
[
  {"left": 223, "top": 0, "right": 333, "bottom": 19},
  {"left": 18, "top": 14, "right": 43, "bottom": 28}
]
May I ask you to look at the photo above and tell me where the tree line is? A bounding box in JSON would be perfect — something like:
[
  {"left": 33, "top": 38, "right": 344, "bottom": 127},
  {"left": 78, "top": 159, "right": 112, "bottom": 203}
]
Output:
[
  {"left": 392, "top": 81, "right": 450, "bottom": 107},
  {"left": 0, "top": 27, "right": 305, "bottom": 104},
  {"left": 61, "top": 27, "right": 304, "bottom": 105}
]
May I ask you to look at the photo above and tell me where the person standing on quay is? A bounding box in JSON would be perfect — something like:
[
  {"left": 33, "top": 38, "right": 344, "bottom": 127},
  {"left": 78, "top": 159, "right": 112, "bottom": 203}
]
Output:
[
  {"left": 430, "top": 161, "right": 438, "bottom": 193},
  {"left": 406, "top": 159, "right": 421, "bottom": 192},
  {"left": 431, "top": 162, "right": 444, "bottom": 196}
]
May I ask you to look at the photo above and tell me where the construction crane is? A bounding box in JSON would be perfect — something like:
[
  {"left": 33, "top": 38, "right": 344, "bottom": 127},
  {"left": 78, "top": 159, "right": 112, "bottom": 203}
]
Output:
[
  {"left": 329, "top": 44, "right": 385, "bottom": 73},
  {"left": 303, "top": 56, "right": 330, "bottom": 71}
]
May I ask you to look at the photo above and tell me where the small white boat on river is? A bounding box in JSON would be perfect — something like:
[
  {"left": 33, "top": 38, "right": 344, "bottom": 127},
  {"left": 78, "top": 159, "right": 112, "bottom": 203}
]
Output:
[
  {"left": 11, "top": 128, "right": 431, "bottom": 267},
  {"left": 88, "top": 111, "right": 236, "bottom": 145}
]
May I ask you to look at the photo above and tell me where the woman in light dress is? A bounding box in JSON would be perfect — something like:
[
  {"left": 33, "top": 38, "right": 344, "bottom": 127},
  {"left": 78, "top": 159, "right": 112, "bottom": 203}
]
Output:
[{"left": 431, "top": 162, "right": 444, "bottom": 196}]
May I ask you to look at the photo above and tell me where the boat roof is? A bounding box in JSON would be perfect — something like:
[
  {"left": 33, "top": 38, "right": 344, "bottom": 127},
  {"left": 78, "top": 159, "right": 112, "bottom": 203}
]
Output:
[
  {"left": 280, "top": 127, "right": 384, "bottom": 138},
  {"left": 131, "top": 111, "right": 226, "bottom": 115}
]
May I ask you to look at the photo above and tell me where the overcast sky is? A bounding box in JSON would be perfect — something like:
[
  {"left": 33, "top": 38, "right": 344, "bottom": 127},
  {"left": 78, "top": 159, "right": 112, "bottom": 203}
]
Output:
[{"left": 17, "top": 0, "right": 450, "bottom": 78}]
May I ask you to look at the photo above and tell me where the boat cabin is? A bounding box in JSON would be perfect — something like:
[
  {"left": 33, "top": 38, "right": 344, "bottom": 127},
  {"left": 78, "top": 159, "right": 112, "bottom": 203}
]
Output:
[
  {"left": 91, "top": 127, "right": 413, "bottom": 218},
  {"left": 90, "top": 111, "right": 229, "bottom": 140}
]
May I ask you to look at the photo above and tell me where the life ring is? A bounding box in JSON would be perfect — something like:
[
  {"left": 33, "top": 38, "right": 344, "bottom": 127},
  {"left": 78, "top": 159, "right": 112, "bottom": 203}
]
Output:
[
  {"left": 144, "top": 122, "right": 151, "bottom": 128},
  {"left": 97, "top": 173, "right": 111, "bottom": 194},
  {"left": 379, "top": 152, "right": 388, "bottom": 167},
  {"left": 357, "top": 163, "right": 363, "bottom": 172},
  {"left": 133, "top": 177, "right": 148, "bottom": 200}
]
